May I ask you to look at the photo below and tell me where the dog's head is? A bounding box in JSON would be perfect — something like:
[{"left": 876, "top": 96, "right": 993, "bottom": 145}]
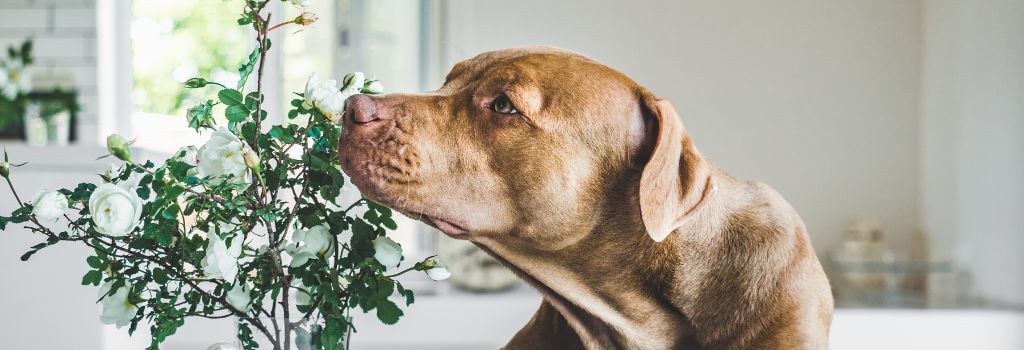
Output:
[{"left": 339, "top": 47, "right": 712, "bottom": 250}]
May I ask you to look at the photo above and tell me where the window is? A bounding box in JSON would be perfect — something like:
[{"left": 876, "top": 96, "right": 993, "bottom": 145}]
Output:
[{"left": 109, "top": 0, "right": 440, "bottom": 274}]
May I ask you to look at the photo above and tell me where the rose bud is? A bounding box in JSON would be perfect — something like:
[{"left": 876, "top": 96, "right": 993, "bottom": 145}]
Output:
[
  {"left": 106, "top": 134, "right": 132, "bottom": 162},
  {"left": 363, "top": 80, "right": 384, "bottom": 94},
  {"left": 243, "top": 149, "right": 261, "bottom": 174},
  {"left": 294, "top": 12, "right": 318, "bottom": 26}
]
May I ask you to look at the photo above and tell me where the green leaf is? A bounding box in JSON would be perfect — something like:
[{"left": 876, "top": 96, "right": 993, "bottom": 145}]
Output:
[
  {"left": 19, "top": 249, "right": 38, "bottom": 261},
  {"left": 225, "top": 105, "right": 249, "bottom": 122},
  {"left": 382, "top": 217, "right": 397, "bottom": 230},
  {"left": 81, "top": 270, "right": 102, "bottom": 286},
  {"left": 86, "top": 255, "right": 104, "bottom": 269},
  {"left": 268, "top": 125, "right": 295, "bottom": 143},
  {"left": 218, "top": 89, "right": 244, "bottom": 106},
  {"left": 244, "top": 92, "right": 260, "bottom": 110},
  {"left": 237, "top": 48, "right": 260, "bottom": 89},
  {"left": 153, "top": 268, "right": 169, "bottom": 284},
  {"left": 187, "top": 100, "right": 216, "bottom": 130},
  {"left": 375, "top": 299, "right": 403, "bottom": 325}
]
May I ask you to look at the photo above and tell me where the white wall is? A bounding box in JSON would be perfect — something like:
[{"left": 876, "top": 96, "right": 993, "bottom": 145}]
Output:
[
  {"left": 442, "top": 0, "right": 923, "bottom": 255},
  {"left": 921, "top": 0, "right": 1024, "bottom": 306}
]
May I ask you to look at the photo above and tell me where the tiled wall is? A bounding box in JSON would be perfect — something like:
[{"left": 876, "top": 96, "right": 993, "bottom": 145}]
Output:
[{"left": 0, "top": 0, "right": 97, "bottom": 142}]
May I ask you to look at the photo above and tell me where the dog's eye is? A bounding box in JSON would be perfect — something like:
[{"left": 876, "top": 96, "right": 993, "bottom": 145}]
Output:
[{"left": 492, "top": 95, "right": 518, "bottom": 114}]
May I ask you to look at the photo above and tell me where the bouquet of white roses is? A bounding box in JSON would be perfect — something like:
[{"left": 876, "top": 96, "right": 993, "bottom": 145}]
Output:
[{"left": 0, "top": 1, "right": 448, "bottom": 349}]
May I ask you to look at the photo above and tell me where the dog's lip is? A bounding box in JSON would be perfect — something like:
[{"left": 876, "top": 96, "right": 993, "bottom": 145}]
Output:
[
  {"left": 342, "top": 162, "right": 470, "bottom": 238},
  {"left": 412, "top": 212, "right": 469, "bottom": 238}
]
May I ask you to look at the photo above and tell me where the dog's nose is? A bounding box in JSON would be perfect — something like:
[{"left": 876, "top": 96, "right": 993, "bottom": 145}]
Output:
[{"left": 345, "top": 94, "right": 380, "bottom": 125}]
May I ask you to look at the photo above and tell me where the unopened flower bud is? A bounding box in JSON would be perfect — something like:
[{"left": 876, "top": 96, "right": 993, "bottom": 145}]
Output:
[
  {"left": 105, "top": 134, "right": 132, "bottom": 162},
  {"left": 364, "top": 80, "right": 384, "bottom": 94},
  {"left": 0, "top": 160, "right": 8, "bottom": 178},
  {"left": 243, "top": 149, "right": 261, "bottom": 173},
  {"left": 342, "top": 72, "right": 365, "bottom": 91},
  {"left": 294, "top": 12, "right": 318, "bottom": 26},
  {"left": 421, "top": 257, "right": 451, "bottom": 281},
  {"left": 183, "top": 77, "right": 208, "bottom": 89}
]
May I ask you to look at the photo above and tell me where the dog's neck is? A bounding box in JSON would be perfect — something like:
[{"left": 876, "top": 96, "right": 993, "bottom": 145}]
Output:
[{"left": 474, "top": 206, "right": 702, "bottom": 349}]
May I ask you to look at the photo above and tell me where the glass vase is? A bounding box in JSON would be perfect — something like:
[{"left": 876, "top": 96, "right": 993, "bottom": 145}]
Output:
[
  {"left": 23, "top": 102, "right": 71, "bottom": 146},
  {"left": 207, "top": 316, "right": 350, "bottom": 350}
]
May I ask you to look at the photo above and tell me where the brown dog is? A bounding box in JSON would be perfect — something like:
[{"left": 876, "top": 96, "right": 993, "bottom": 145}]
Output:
[{"left": 338, "top": 47, "right": 833, "bottom": 349}]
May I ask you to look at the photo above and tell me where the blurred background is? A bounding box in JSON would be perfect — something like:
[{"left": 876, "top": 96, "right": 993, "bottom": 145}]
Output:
[{"left": 0, "top": 0, "right": 1021, "bottom": 349}]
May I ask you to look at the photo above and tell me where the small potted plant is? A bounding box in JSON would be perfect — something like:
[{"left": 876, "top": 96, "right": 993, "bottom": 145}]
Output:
[
  {"left": 0, "top": 39, "right": 33, "bottom": 140},
  {"left": 0, "top": 39, "right": 79, "bottom": 145}
]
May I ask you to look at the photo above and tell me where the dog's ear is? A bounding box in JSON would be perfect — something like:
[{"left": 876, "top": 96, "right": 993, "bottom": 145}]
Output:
[{"left": 638, "top": 93, "right": 715, "bottom": 242}]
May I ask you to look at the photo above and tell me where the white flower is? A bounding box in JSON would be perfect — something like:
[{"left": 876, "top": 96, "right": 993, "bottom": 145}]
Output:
[
  {"left": 98, "top": 281, "right": 138, "bottom": 328},
  {"left": 287, "top": 224, "right": 333, "bottom": 267},
  {"left": 293, "top": 280, "right": 312, "bottom": 307},
  {"left": 100, "top": 164, "right": 122, "bottom": 182},
  {"left": 201, "top": 223, "right": 243, "bottom": 281},
  {"left": 226, "top": 282, "right": 253, "bottom": 312},
  {"left": 1, "top": 62, "right": 30, "bottom": 100},
  {"left": 422, "top": 257, "right": 452, "bottom": 281},
  {"left": 121, "top": 171, "right": 144, "bottom": 192},
  {"left": 0, "top": 66, "right": 8, "bottom": 99},
  {"left": 365, "top": 80, "right": 384, "bottom": 94},
  {"left": 302, "top": 73, "right": 334, "bottom": 109},
  {"left": 303, "top": 73, "right": 348, "bottom": 123},
  {"left": 372, "top": 236, "right": 403, "bottom": 270},
  {"left": 176, "top": 145, "right": 200, "bottom": 167},
  {"left": 341, "top": 72, "right": 364, "bottom": 91},
  {"left": 31, "top": 190, "right": 68, "bottom": 222},
  {"left": 197, "top": 127, "right": 251, "bottom": 188},
  {"left": 89, "top": 183, "right": 144, "bottom": 237},
  {"left": 317, "top": 90, "right": 348, "bottom": 124},
  {"left": 289, "top": 0, "right": 312, "bottom": 8}
]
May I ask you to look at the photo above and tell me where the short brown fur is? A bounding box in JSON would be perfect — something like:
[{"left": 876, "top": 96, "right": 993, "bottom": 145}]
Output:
[{"left": 338, "top": 47, "right": 833, "bottom": 349}]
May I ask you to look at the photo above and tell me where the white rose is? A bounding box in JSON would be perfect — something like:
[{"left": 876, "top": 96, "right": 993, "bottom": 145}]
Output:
[
  {"left": 365, "top": 80, "right": 384, "bottom": 94},
  {"left": 1, "top": 63, "right": 29, "bottom": 100},
  {"left": 176, "top": 145, "right": 200, "bottom": 167},
  {"left": 197, "top": 127, "right": 251, "bottom": 188},
  {"left": 287, "top": 224, "right": 333, "bottom": 267},
  {"left": 0, "top": 67, "right": 9, "bottom": 100},
  {"left": 372, "top": 236, "right": 403, "bottom": 270},
  {"left": 303, "top": 73, "right": 348, "bottom": 123},
  {"left": 100, "top": 164, "right": 123, "bottom": 182},
  {"left": 422, "top": 257, "right": 452, "bottom": 281},
  {"left": 317, "top": 90, "right": 348, "bottom": 124},
  {"left": 31, "top": 190, "right": 68, "bottom": 222},
  {"left": 302, "top": 73, "right": 335, "bottom": 109},
  {"left": 341, "top": 72, "right": 365, "bottom": 92},
  {"left": 226, "top": 282, "right": 253, "bottom": 312},
  {"left": 89, "top": 183, "right": 144, "bottom": 237},
  {"left": 201, "top": 224, "right": 242, "bottom": 281},
  {"left": 293, "top": 280, "right": 312, "bottom": 307},
  {"left": 98, "top": 281, "right": 138, "bottom": 328}
]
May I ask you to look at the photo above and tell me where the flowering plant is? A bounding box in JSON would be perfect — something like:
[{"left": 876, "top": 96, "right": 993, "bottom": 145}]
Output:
[
  {"left": 0, "top": 1, "right": 447, "bottom": 349},
  {"left": 0, "top": 39, "right": 33, "bottom": 132}
]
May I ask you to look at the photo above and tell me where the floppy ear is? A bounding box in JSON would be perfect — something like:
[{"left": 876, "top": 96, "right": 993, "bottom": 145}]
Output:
[{"left": 638, "top": 93, "right": 715, "bottom": 242}]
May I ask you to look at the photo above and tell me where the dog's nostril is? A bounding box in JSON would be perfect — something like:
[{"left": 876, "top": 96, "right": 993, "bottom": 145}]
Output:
[{"left": 346, "top": 94, "right": 379, "bottom": 125}]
